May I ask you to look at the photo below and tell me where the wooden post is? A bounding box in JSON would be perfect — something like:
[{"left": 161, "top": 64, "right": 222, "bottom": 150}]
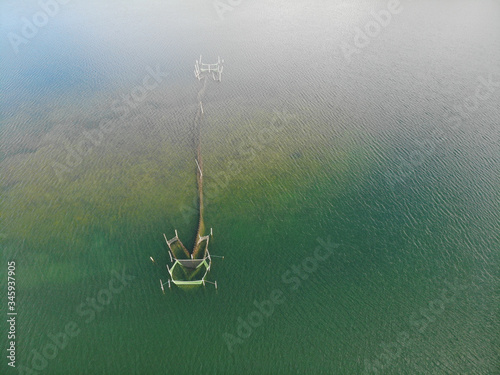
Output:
[{"left": 195, "top": 159, "right": 203, "bottom": 177}]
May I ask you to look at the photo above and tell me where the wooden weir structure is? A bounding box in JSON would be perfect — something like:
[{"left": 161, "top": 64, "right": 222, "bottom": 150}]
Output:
[{"left": 156, "top": 56, "right": 224, "bottom": 291}]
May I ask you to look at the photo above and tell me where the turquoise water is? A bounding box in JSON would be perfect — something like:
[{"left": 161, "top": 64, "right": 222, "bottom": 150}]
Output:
[{"left": 1, "top": 0, "right": 499, "bottom": 374}]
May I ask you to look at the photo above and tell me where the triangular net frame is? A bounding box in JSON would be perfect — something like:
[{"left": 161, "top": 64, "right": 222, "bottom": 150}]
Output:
[{"left": 164, "top": 232, "right": 212, "bottom": 286}]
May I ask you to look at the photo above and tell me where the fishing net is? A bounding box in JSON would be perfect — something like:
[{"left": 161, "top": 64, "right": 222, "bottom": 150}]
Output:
[{"left": 165, "top": 232, "right": 211, "bottom": 286}]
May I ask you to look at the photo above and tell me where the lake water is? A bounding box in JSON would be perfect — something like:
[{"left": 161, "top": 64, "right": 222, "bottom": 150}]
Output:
[{"left": 1, "top": 0, "right": 499, "bottom": 374}]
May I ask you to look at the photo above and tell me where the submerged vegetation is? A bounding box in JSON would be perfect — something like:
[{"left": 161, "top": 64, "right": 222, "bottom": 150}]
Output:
[{"left": 0, "top": 91, "right": 382, "bottom": 288}]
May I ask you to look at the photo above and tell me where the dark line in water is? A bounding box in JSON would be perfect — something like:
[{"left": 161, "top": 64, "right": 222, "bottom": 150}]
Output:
[{"left": 192, "top": 76, "right": 207, "bottom": 258}]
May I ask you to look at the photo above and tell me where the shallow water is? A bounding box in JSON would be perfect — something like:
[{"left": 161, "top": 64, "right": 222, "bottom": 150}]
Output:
[{"left": 1, "top": 0, "right": 499, "bottom": 374}]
